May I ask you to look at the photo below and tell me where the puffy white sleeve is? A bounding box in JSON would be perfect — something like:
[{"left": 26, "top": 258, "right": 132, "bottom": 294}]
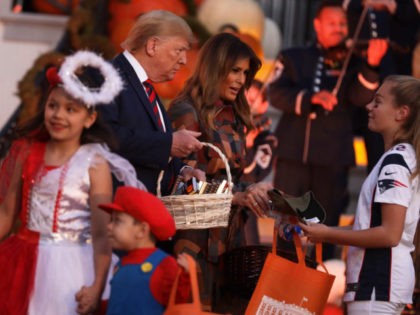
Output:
[{"left": 89, "top": 143, "right": 147, "bottom": 191}]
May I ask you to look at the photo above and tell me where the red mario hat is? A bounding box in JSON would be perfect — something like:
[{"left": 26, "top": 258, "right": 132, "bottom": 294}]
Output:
[{"left": 99, "top": 186, "right": 176, "bottom": 241}]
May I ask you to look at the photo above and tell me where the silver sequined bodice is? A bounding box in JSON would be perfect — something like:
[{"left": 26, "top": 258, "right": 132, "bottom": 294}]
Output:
[
  {"left": 26, "top": 143, "right": 145, "bottom": 244},
  {"left": 27, "top": 145, "right": 97, "bottom": 243}
]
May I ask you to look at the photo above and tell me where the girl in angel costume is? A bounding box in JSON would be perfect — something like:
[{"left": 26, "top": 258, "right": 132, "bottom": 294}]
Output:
[{"left": 0, "top": 51, "right": 146, "bottom": 315}]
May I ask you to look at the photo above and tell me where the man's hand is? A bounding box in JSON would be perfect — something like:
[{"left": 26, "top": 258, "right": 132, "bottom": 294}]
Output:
[
  {"left": 75, "top": 285, "right": 100, "bottom": 315},
  {"left": 177, "top": 253, "right": 190, "bottom": 272},
  {"left": 171, "top": 129, "right": 203, "bottom": 158},
  {"left": 311, "top": 90, "right": 338, "bottom": 112},
  {"left": 367, "top": 38, "right": 389, "bottom": 67}
]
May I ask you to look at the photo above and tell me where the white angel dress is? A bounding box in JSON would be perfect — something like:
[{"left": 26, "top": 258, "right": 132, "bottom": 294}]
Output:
[{"left": 0, "top": 141, "right": 145, "bottom": 315}]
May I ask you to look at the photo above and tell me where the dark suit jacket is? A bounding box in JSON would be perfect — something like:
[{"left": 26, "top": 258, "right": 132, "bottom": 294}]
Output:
[
  {"left": 346, "top": 0, "right": 420, "bottom": 75},
  {"left": 99, "top": 53, "right": 182, "bottom": 195},
  {"left": 268, "top": 43, "right": 380, "bottom": 167}
]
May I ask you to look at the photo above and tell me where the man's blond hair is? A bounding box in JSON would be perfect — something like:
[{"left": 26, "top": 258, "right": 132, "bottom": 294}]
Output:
[{"left": 121, "top": 10, "right": 194, "bottom": 52}]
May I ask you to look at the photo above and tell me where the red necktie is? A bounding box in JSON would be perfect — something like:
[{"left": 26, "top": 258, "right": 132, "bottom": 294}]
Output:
[{"left": 143, "top": 79, "right": 163, "bottom": 131}]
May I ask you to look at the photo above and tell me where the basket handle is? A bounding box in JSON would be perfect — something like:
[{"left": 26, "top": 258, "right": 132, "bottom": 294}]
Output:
[{"left": 156, "top": 141, "right": 233, "bottom": 197}]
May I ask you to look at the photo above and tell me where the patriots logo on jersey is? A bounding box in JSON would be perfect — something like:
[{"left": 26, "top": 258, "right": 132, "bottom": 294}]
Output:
[
  {"left": 395, "top": 144, "right": 406, "bottom": 151},
  {"left": 378, "top": 179, "right": 407, "bottom": 194}
]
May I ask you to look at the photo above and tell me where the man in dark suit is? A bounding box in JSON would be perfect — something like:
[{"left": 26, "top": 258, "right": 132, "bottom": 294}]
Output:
[
  {"left": 267, "top": 0, "right": 388, "bottom": 259},
  {"left": 99, "top": 10, "right": 204, "bottom": 195}
]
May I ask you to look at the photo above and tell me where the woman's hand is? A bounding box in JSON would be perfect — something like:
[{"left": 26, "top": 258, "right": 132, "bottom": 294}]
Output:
[
  {"left": 232, "top": 181, "right": 273, "bottom": 217},
  {"left": 180, "top": 166, "right": 206, "bottom": 182}
]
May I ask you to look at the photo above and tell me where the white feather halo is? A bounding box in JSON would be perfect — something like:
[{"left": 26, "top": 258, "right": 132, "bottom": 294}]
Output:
[{"left": 58, "top": 51, "right": 123, "bottom": 107}]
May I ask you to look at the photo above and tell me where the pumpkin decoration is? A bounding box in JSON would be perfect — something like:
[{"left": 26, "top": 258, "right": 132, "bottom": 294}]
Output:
[
  {"left": 32, "top": 0, "right": 80, "bottom": 15},
  {"left": 108, "top": 18, "right": 136, "bottom": 53},
  {"left": 107, "top": 0, "right": 208, "bottom": 52},
  {"left": 197, "top": 0, "right": 265, "bottom": 41},
  {"left": 108, "top": 0, "right": 190, "bottom": 52},
  {"left": 107, "top": 0, "right": 206, "bottom": 53},
  {"left": 108, "top": 0, "right": 188, "bottom": 21}
]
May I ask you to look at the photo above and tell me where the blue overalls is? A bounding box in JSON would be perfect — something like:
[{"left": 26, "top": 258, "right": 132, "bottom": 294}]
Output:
[{"left": 106, "top": 249, "right": 168, "bottom": 315}]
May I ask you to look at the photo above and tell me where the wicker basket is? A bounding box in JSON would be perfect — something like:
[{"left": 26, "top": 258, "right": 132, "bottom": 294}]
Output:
[{"left": 157, "top": 142, "right": 233, "bottom": 230}]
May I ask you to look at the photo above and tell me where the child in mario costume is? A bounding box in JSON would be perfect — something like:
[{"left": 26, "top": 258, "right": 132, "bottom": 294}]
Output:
[{"left": 99, "top": 186, "right": 190, "bottom": 315}]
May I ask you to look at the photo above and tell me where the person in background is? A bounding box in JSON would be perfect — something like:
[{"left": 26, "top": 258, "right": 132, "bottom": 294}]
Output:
[
  {"left": 242, "top": 79, "right": 278, "bottom": 245},
  {"left": 99, "top": 186, "right": 190, "bottom": 315},
  {"left": 243, "top": 79, "right": 278, "bottom": 183},
  {"left": 168, "top": 33, "right": 272, "bottom": 314},
  {"left": 344, "top": 0, "right": 420, "bottom": 173},
  {"left": 98, "top": 10, "right": 204, "bottom": 196},
  {"left": 267, "top": 0, "right": 388, "bottom": 260},
  {"left": 244, "top": 79, "right": 272, "bottom": 149},
  {"left": 300, "top": 75, "right": 420, "bottom": 315},
  {"left": 0, "top": 51, "right": 145, "bottom": 315},
  {"left": 344, "top": 0, "right": 419, "bottom": 76}
]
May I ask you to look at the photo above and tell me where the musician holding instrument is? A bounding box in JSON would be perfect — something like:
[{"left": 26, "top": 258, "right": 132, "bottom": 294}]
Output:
[
  {"left": 267, "top": 0, "right": 388, "bottom": 260},
  {"left": 344, "top": 0, "right": 420, "bottom": 173},
  {"left": 345, "top": 0, "right": 419, "bottom": 76}
]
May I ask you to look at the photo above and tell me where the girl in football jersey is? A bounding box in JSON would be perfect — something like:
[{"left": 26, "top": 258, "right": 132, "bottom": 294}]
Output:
[{"left": 300, "top": 75, "right": 420, "bottom": 315}]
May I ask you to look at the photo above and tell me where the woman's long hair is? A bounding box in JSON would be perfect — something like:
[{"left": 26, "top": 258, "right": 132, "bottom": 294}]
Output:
[
  {"left": 173, "top": 32, "right": 261, "bottom": 134},
  {"left": 387, "top": 75, "right": 420, "bottom": 178}
]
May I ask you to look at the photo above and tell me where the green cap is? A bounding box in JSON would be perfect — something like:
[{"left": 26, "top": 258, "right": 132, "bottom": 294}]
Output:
[{"left": 268, "top": 189, "right": 326, "bottom": 224}]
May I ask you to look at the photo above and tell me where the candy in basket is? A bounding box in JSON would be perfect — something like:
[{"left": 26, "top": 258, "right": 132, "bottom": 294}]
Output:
[{"left": 157, "top": 142, "right": 233, "bottom": 230}]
